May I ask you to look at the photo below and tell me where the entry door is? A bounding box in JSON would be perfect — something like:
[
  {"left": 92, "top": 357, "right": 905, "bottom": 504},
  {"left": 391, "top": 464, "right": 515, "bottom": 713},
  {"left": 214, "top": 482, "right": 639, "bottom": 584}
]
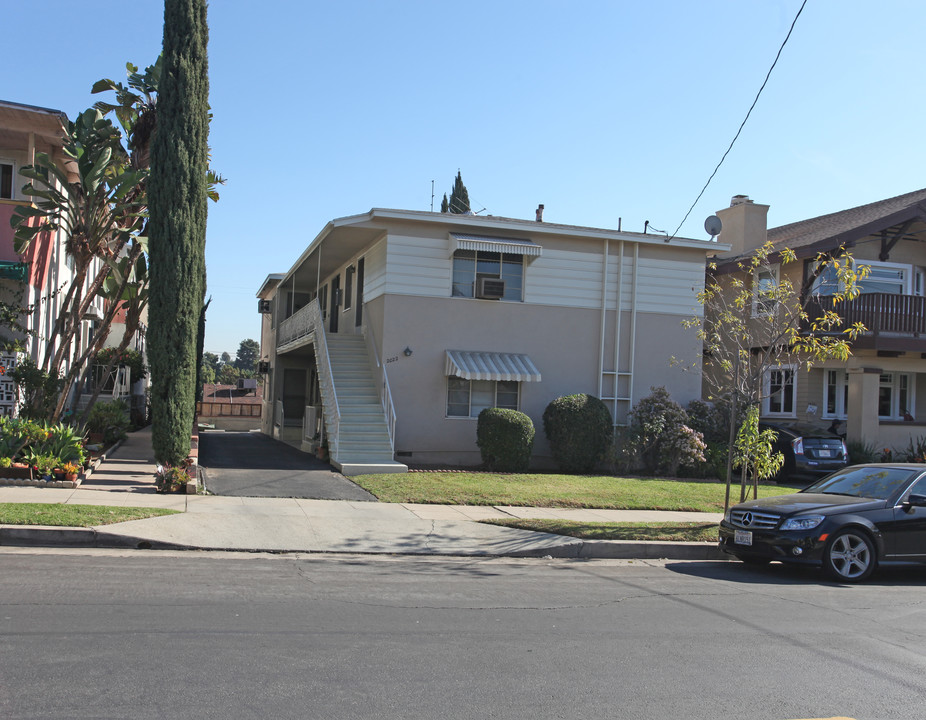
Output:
[
  {"left": 282, "top": 368, "right": 306, "bottom": 426},
  {"left": 330, "top": 275, "right": 340, "bottom": 333}
]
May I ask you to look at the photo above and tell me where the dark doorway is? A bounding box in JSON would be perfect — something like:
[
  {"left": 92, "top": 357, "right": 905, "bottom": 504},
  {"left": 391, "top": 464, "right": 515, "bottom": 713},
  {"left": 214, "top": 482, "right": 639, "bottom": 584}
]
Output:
[
  {"left": 355, "top": 258, "right": 365, "bottom": 327},
  {"left": 330, "top": 274, "right": 340, "bottom": 333}
]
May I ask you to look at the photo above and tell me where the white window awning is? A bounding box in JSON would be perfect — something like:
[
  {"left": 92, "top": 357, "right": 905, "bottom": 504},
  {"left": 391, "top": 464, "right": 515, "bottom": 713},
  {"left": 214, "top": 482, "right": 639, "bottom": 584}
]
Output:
[
  {"left": 449, "top": 233, "right": 542, "bottom": 257},
  {"left": 445, "top": 350, "right": 542, "bottom": 382}
]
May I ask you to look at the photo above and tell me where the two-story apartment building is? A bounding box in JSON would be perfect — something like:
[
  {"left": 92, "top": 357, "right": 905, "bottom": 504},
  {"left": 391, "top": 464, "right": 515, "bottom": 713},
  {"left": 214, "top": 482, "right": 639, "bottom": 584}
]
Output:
[
  {"left": 714, "top": 189, "right": 926, "bottom": 452},
  {"left": 0, "top": 99, "right": 114, "bottom": 417},
  {"left": 257, "top": 208, "right": 723, "bottom": 474}
]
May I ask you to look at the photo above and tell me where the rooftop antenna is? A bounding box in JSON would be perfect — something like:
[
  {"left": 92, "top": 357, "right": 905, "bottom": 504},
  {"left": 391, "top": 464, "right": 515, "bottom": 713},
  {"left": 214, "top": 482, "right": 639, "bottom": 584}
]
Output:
[
  {"left": 704, "top": 214, "right": 723, "bottom": 240},
  {"left": 430, "top": 180, "right": 434, "bottom": 212}
]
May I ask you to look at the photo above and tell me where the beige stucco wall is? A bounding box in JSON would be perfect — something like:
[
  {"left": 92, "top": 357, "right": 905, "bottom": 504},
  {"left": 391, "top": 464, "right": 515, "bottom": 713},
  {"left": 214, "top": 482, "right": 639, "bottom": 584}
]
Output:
[{"left": 378, "top": 293, "right": 701, "bottom": 467}]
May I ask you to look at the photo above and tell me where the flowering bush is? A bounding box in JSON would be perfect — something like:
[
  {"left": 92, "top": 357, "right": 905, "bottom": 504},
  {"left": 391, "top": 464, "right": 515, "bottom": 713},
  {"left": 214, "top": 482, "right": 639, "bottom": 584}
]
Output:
[{"left": 628, "top": 387, "right": 706, "bottom": 476}]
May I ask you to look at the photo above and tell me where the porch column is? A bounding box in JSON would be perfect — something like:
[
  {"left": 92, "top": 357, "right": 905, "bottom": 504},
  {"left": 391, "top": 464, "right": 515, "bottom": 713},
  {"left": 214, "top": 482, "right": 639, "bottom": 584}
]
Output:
[{"left": 846, "top": 367, "right": 880, "bottom": 445}]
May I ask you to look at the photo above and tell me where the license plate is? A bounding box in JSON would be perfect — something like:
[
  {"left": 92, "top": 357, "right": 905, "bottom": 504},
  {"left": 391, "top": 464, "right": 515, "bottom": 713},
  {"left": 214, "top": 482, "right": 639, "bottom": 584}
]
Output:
[
  {"left": 734, "top": 529, "right": 753, "bottom": 546},
  {"left": 817, "top": 449, "right": 832, "bottom": 458}
]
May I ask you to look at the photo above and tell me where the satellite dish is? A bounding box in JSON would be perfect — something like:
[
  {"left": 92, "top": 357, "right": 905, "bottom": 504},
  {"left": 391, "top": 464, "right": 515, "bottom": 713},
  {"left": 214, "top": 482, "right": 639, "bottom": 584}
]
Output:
[{"left": 704, "top": 215, "right": 722, "bottom": 239}]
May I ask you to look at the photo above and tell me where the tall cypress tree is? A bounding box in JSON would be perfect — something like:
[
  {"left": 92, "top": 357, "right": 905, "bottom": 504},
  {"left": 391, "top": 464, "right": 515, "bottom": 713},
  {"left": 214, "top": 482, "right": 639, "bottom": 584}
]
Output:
[
  {"left": 449, "top": 171, "right": 470, "bottom": 214},
  {"left": 147, "top": 0, "right": 210, "bottom": 466}
]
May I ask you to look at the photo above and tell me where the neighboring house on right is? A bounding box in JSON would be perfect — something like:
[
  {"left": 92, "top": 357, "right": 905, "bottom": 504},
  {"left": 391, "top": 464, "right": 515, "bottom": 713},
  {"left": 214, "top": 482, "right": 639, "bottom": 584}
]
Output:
[{"left": 713, "top": 189, "right": 926, "bottom": 452}]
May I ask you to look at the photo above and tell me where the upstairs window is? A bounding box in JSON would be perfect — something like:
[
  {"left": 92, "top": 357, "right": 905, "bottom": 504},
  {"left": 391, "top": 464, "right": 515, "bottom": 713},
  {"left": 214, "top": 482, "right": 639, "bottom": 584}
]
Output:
[
  {"left": 752, "top": 265, "right": 779, "bottom": 316},
  {"left": 452, "top": 250, "right": 524, "bottom": 301},
  {"left": 812, "top": 260, "right": 913, "bottom": 296},
  {"left": 0, "top": 161, "right": 13, "bottom": 200}
]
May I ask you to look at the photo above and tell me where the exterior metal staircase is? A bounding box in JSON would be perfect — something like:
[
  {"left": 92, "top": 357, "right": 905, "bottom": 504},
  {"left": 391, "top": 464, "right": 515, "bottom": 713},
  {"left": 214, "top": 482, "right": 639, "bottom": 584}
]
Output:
[{"left": 319, "top": 334, "right": 407, "bottom": 475}]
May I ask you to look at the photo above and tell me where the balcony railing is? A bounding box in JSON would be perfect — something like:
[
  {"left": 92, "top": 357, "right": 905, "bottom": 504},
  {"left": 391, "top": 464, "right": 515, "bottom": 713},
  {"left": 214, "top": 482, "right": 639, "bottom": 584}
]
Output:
[
  {"left": 805, "top": 293, "right": 926, "bottom": 345},
  {"left": 277, "top": 301, "right": 317, "bottom": 350}
]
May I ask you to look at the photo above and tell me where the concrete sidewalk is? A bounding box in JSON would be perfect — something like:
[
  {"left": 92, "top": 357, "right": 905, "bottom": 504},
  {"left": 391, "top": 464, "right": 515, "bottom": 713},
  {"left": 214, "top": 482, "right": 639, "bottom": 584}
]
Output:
[{"left": 0, "top": 429, "right": 726, "bottom": 560}]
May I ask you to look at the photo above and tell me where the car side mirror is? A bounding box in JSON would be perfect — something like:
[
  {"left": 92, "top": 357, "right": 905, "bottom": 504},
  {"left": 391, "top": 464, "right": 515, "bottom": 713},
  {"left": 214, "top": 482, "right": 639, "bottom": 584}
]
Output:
[{"left": 902, "top": 493, "right": 926, "bottom": 511}]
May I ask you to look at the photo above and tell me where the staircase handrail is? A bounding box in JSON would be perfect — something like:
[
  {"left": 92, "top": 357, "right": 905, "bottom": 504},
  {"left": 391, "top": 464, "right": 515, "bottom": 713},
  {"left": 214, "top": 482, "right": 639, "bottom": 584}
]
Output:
[
  {"left": 307, "top": 299, "right": 340, "bottom": 460},
  {"left": 362, "top": 307, "right": 397, "bottom": 451}
]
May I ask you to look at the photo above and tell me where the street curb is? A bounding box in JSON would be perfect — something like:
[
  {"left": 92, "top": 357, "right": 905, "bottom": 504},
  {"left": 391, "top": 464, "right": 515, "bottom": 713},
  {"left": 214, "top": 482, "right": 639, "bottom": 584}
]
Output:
[
  {"left": 0, "top": 525, "right": 187, "bottom": 551},
  {"left": 0, "top": 524, "right": 727, "bottom": 560}
]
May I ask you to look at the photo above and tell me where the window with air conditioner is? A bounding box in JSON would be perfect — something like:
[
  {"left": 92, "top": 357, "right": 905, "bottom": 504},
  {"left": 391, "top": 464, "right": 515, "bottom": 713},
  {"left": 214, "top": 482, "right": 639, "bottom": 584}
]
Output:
[{"left": 452, "top": 250, "right": 523, "bottom": 301}]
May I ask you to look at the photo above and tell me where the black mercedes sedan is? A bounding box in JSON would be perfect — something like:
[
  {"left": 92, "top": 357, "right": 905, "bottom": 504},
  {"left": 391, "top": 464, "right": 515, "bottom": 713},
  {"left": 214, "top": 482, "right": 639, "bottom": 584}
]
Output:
[{"left": 719, "top": 464, "right": 926, "bottom": 582}]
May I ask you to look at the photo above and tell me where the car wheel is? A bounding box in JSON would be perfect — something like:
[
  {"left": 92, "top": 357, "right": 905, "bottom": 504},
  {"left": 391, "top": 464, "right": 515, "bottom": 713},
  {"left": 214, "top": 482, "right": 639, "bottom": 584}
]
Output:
[{"left": 822, "top": 529, "right": 876, "bottom": 582}]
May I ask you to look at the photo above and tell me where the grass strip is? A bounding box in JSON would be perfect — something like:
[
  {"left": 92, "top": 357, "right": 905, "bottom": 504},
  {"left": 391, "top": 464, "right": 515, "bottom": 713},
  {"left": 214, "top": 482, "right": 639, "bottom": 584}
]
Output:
[
  {"left": 354, "top": 472, "right": 786, "bottom": 512},
  {"left": 0, "top": 503, "right": 179, "bottom": 528},
  {"left": 482, "top": 518, "right": 720, "bottom": 542}
]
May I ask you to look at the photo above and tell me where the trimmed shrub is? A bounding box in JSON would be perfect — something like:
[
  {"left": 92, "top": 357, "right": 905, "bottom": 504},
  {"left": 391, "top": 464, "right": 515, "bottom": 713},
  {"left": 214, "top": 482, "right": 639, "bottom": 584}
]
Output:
[
  {"left": 476, "top": 408, "right": 535, "bottom": 472},
  {"left": 542, "top": 394, "right": 613, "bottom": 473}
]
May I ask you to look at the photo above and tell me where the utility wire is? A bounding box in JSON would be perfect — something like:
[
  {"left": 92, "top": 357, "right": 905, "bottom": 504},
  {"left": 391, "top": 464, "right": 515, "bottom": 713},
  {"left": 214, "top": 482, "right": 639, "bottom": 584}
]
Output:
[{"left": 668, "top": 0, "right": 809, "bottom": 241}]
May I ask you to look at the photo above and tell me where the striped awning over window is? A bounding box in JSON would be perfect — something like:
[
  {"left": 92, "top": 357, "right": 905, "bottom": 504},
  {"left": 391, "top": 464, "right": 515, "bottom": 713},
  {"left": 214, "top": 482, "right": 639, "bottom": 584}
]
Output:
[
  {"left": 449, "top": 233, "right": 542, "bottom": 257},
  {"left": 445, "top": 350, "right": 542, "bottom": 382}
]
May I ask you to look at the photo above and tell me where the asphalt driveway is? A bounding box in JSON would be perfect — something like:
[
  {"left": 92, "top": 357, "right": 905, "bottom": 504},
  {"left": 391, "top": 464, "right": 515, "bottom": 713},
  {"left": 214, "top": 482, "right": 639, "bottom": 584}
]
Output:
[{"left": 198, "top": 431, "right": 377, "bottom": 501}]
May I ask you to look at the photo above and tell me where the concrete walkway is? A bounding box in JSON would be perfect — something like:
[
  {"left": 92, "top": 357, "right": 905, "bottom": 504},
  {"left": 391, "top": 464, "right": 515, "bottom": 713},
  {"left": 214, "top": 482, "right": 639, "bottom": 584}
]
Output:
[{"left": 0, "top": 428, "right": 726, "bottom": 560}]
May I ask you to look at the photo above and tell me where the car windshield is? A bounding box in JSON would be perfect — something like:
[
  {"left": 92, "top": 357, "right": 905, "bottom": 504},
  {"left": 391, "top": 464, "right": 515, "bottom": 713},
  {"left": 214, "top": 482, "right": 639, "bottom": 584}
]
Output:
[{"left": 803, "top": 467, "right": 919, "bottom": 500}]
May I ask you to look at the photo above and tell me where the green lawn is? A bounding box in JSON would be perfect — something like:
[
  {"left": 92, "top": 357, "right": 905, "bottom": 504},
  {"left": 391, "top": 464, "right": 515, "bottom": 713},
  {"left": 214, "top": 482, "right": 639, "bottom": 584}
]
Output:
[
  {"left": 352, "top": 472, "right": 788, "bottom": 512},
  {"left": 482, "top": 519, "right": 720, "bottom": 542},
  {"left": 0, "top": 503, "right": 179, "bottom": 527}
]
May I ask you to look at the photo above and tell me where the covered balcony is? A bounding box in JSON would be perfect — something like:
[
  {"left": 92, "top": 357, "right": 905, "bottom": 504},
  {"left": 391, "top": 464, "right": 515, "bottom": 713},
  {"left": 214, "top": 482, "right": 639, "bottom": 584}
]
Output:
[{"left": 805, "top": 293, "right": 926, "bottom": 352}]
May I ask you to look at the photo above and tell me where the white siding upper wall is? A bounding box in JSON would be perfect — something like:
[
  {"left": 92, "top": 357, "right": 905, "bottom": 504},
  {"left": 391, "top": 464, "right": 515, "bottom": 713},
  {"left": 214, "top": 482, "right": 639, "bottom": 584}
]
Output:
[
  {"left": 363, "top": 238, "right": 387, "bottom": 303},
  {"left": 632, "top": 256, "right": 705, "bottom": 316},
  {"left": 524, "top": 248, "right": 604, "bottom": 307},
  {"left": 382, "top": 234, "right": 449, "bottom": 297},
  {"left": 371, "top": 230, "right": 705, "bottom": 317}
]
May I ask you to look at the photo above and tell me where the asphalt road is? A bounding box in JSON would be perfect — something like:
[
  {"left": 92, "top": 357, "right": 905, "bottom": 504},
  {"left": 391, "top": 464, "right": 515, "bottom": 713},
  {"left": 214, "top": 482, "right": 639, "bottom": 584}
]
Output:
[
  {"left": 2, "top": 548, "right": 925, "bottom": 719},
  {"left": 197, "top": 430, "right": 376, "bottom": 500}
]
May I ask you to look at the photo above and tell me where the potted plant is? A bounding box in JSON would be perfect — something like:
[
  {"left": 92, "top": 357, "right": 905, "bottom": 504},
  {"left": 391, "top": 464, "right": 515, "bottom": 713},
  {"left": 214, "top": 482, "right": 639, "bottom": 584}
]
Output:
[
  {"left": 62, "top": 461, "right": 80, "bottom": 482},
  {"left": 155, "top": 459, "right": 193, "bottom": 493}
]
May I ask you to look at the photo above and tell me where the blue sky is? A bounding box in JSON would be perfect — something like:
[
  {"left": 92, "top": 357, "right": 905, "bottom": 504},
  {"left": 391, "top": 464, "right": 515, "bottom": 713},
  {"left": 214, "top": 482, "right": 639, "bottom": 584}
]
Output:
[{"left": 4, "top": 1, "right": 925, "bottom": 355}]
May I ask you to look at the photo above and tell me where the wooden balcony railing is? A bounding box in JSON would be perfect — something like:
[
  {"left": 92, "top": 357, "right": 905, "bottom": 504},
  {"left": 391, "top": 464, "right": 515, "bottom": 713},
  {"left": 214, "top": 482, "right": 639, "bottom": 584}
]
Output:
[{"left": 805, "top": 293, "right": 926, "bottom": 341}]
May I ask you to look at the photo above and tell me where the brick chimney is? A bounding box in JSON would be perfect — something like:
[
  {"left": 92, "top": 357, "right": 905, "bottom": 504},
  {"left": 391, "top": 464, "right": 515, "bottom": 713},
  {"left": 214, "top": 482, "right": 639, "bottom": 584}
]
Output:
[
  {"left": 715, "top": 195, "right": 769, "bottom": 256},
  {"left": 535, "top": 204, "right": 544, "bottom": 222}
]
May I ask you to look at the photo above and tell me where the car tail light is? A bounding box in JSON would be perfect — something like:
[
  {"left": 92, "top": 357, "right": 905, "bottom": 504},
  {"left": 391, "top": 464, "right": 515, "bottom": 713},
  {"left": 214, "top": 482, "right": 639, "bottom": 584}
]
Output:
[
  {"left": 841, "top": 439, "right": 848, "bottom": 460},
  {"left": 791, "top": 436, "right": 804, "bottom": 455}
]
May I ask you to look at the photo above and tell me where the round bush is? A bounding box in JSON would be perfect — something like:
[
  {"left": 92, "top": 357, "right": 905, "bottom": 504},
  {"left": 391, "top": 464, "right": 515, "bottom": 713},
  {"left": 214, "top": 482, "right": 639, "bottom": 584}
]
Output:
[
  {"left": 476, "top": 408, "right": 535, "bottom": 472},
  {"left": 542, "top": 394, "right": 612, "bottom": 473}
]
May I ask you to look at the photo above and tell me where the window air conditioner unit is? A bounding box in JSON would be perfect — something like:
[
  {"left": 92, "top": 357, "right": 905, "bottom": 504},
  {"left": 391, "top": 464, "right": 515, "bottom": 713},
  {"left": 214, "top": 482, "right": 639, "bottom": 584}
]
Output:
[
  {"left": 258, "top": 299, "right": 272, "bottom": 314},
  {"left": 476, "top": 277, "right": 505, "bottom": 299}
]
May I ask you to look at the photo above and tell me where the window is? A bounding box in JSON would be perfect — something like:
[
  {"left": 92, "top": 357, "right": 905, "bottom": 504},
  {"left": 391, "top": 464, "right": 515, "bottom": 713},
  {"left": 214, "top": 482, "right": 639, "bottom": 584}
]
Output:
[
  {"left": 752, "top": 265, "right": 779, "bottom": 316},
  {"left": 762, "top": 365, "right": 796, "bottom": 417},
  {"left": 879, "top": 372, "right": 914, "bottom": 420},
  {"left": 823, "top": 369, "right": 848, "bottom": 419},
  {"left": 452, "top": 250, "right": 523, "bottom": 301},
  {"left": 813, "top": 260, "right": 912, "bottom": 296},
  {"left": 0, "top": 161, "right": 12, "bottom": 200},
  {"left": 447, "top": 378, "right": 519, "bottom": 418}
]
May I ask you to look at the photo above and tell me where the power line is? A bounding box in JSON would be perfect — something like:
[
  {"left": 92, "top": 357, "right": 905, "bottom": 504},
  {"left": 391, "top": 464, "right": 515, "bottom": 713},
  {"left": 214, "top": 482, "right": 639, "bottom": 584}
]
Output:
[{"left": 668, "top": 0, "right": 809, "bottom": 241}]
